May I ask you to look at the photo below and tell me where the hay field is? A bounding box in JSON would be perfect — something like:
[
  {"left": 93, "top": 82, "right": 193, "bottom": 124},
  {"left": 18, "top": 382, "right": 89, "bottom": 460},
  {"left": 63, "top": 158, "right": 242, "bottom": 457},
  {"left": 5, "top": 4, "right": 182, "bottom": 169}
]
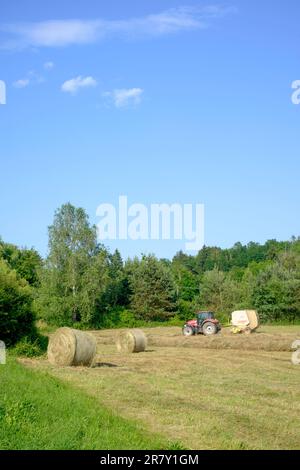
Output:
[
  {"left": 91, "top": 325, "right": 299, "bottom": 352},
  {"left": 23, "top": 325, "right": 300, "bottom": 450}
]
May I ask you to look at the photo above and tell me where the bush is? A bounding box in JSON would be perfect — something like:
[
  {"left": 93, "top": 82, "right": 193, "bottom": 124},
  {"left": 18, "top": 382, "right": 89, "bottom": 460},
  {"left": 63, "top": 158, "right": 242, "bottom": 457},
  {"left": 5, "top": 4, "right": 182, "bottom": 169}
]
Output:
[
  {"left": 214, "top": 311, "right": 231, "bottom": 326},
  {"left": 0, "top": 259, "right": 35, "bottom": 346},
  {"left": 98, "top": 308, "right": 143, "bottom": 329},
  {"left": 177, "top": 299, "right": 195, "bottom": 321},
  {"left": 12, "top": 335, "right": 48, "bottom": 358},
  {"left": 165, "top": 315, "right": 184, "bottom": 327},
  {"left": 96, "top": 307, "right": 183, "bottom": 329}
]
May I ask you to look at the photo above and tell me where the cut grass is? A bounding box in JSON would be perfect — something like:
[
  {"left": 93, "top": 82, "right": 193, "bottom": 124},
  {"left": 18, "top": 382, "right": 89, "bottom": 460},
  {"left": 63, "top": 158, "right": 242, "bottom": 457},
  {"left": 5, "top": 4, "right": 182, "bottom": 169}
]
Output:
[
  {"left": 31, "top": 325, "right": 300, "bottom": 450},
  {"left": 90, "top": 325, "right": 300, "bottom": 352},
  {"left": 0, "top": 358, "right": 175, "bottom": 450}
]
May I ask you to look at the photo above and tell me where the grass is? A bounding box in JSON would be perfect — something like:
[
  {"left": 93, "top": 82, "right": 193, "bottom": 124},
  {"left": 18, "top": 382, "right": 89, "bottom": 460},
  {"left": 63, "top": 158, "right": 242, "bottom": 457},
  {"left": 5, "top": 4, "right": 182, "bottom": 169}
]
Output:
[
  {"left": 0, "top": 358, "right": 175, "bottom": 450},
  {"left": 4, "top": 325, "right": 300, "bottom": 450},
  {"left": 27, "top": 325, "right": 300, "bottom": 450},
  {"left": 90, "top": 324, "right": 300, "bottom": 352}
]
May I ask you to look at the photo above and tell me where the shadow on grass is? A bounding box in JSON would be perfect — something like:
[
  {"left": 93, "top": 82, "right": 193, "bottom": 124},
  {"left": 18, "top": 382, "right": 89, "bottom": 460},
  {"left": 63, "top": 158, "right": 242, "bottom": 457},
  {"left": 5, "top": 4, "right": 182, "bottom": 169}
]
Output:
[{"left": 93, "top": 362, "right": 118, "bottom": 368}]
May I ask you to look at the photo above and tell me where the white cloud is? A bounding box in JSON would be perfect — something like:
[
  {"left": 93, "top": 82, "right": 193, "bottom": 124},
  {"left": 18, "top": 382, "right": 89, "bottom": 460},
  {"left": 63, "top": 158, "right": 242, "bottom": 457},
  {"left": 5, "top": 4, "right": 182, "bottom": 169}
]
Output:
[
  {"left": 13, "top": 70, "right": 45, "bottom": 88},
  {"left": 105, "top": 88, "right": 144, "bottom": 108},
  {"left": 7, "top": 20, "right": 100, "bottom": 48},
  {"left": 13, "top": 78, "right": 30, "bottom": 88},
  {"left": 44, "top": 61, "right": 54, "bottom": 70},
  {"left": 0, "top": 5, "right": 235, "bottom": 49},
  {"left": 61, "top": 76, "right": 97, "bottom": 94}
]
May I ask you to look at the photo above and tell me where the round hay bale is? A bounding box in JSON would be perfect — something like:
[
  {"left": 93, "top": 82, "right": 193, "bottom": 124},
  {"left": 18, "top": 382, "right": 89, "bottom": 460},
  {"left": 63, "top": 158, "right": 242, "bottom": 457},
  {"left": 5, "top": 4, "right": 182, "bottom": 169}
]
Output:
[
  {"left": 291, "top": 339, "right": 300, "bottom": 350},
  {"left": 47, "top": 327, "right": 96, "bottom": 367},
  {"left": 116, "top": 329, "right": 147, "bottom": 353}
]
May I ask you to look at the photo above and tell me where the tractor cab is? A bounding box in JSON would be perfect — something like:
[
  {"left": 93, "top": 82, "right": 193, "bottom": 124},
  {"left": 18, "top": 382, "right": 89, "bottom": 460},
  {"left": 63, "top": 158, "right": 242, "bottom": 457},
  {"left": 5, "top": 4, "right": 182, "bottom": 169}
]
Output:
[{"left": 197, "top": 311, "right": 215, "bottom": 325}]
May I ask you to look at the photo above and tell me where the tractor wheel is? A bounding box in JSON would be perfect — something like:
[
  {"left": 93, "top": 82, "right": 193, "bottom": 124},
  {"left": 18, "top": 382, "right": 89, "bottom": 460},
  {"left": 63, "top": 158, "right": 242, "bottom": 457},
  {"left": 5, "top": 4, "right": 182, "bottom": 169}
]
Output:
[
  {"left": 182, "top": 326, "right": 195, "bottom": 337},
  {"left": 203, "top": 322, "right": 218, "bottom": 336}
]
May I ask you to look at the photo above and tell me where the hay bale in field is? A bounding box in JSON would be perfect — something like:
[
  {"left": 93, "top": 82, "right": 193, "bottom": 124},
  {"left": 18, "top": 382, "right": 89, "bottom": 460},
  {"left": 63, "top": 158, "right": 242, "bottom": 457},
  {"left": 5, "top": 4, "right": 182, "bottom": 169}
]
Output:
[
  {"left": 116, "top": 329, "right": 147, "bottom": 353},
  {"left": 47, "top": 327, "right": 96, "bottom": 367},
  {"left": 291, "top": 339, "right": 300, "bottom": 350}
]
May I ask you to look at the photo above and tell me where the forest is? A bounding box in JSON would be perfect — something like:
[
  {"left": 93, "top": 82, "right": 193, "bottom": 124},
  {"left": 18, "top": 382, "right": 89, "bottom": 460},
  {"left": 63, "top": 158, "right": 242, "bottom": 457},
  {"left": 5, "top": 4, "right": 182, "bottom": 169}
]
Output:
[{"left": 1, "top": 203, "right": 300, "bottom": 348}]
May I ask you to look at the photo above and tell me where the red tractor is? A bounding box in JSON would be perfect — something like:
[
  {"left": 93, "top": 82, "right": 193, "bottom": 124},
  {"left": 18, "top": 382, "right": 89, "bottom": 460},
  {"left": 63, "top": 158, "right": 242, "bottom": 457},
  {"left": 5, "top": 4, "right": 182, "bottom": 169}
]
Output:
[{"left": 183, "top": 311, "right": 221, "bottom": 337}]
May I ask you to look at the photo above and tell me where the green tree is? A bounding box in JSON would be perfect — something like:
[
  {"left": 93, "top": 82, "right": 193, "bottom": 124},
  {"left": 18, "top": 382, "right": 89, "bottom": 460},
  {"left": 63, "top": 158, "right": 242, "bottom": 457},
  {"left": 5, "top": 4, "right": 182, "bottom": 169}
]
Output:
[
  {"left": 172, "top": 265, "right": 199, "bottom": 301},
  {"left": 104, "top": 250, "right": 129, "bottom": 309},
  {"left": 0, "top": 239, "right": 42, "bottom": 286},
  {"left": 252, "top": 252, "right": 300, "bottom": 322},
  {"left": 129, "top": 255, "right": 177, "bottom": 321},
  {"left": 36, "top": 203, "right": 109, "bottom": 326},
  {"left": 0, "top": 259, "right": 35, "bottom": 346},
  {"left": 199, "top": 268, "right": 226, "bottom": 312}
]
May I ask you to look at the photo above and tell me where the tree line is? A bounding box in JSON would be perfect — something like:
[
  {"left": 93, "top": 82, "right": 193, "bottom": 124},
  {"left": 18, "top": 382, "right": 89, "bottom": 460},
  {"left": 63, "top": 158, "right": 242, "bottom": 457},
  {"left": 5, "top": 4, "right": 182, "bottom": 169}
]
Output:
[{"left": 1, "top": 203, "right": 299, "bottom": 346}]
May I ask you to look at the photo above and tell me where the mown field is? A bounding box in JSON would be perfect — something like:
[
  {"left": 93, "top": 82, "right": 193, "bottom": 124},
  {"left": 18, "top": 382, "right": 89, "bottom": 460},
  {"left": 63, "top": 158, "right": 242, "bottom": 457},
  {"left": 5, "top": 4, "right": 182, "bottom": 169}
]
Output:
[
  {"left": 6, "top": 325, "right": 299, "bottom": 450},
  {"left": 0, "top": 359, "right": 174, "bottom": 450}
]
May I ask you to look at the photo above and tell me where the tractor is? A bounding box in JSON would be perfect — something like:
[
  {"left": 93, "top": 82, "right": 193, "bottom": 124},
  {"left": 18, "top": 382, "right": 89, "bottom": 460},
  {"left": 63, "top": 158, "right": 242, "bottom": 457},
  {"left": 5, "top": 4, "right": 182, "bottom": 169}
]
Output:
[{"left": 182, "top": 311, "right": 221, "bottom": 337}]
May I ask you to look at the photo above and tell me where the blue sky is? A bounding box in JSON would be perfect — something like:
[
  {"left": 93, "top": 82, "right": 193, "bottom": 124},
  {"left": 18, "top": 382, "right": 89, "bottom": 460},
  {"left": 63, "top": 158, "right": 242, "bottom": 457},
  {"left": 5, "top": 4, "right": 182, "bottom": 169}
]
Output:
[{"left": 0, "top": 0, "right": 299, "bottom": 259}]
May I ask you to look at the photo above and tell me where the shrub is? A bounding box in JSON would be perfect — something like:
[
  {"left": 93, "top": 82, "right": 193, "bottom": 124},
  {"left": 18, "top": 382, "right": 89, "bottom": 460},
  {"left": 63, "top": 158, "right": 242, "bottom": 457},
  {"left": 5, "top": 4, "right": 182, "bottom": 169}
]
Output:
[
  {"left": 12, "top": 335, "right": 48, "bottom": 358},
  {"left": 177, "top": 299, "right": 195, "bottom": 321},
  {"left": 0, "top": 259, "right": 35, "bottom": 346},
  {"left": 97, "top": 308, "right": 139, "bottom": 329}
]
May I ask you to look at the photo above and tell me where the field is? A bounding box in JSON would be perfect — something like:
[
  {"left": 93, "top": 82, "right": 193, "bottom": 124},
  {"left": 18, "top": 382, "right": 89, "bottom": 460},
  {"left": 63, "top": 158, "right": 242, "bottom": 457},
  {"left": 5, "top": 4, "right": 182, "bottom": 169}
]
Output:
[
  {"left": 11, "top": 325, "right": 300, "bottom": 450},
  {"left": 0, "top": 359, "right": 171, "bottom": 450}
]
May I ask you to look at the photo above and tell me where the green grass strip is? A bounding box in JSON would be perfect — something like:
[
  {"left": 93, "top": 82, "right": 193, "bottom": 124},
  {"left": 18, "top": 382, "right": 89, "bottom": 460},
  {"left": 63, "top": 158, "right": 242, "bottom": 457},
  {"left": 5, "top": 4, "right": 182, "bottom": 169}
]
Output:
[{"left": 0, "top": 359, "right": 173, "bottom": 450}]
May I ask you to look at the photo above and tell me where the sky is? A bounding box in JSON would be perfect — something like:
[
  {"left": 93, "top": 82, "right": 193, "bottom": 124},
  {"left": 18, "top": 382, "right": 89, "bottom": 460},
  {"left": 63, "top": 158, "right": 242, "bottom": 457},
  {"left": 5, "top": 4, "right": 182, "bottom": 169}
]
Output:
[{"left": 0, "top": 0, "right": 299, "bottom": 260}]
